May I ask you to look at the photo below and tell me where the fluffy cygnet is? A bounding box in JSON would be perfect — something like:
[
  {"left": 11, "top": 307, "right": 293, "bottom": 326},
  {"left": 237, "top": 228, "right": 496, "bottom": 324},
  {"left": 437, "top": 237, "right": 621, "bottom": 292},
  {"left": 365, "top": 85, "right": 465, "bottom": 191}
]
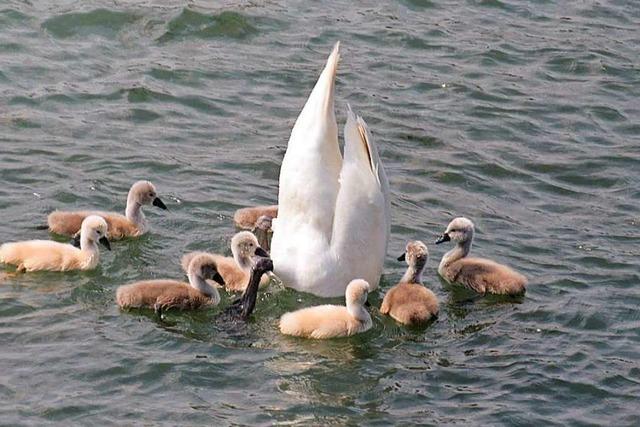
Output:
[
  {"left": 233, "top": 205, "right": 278, "bottom": 230},
  {"left": 436, "top": 217, "right": 527, "bottom": 295},
  {"left": 47, "top": 180, "right": 167, "bottom": 239},
  {"left": 252, "top": 215, "right": 273, "bottom": 253},
  {"left": 180, "top": 231, "right": 270, "bottom": 292},
  {"left": 380, "top": 241, "right": 439, "bottom": 325},
  {"left": 279, "top": 279, "right": 372, "bottom": 339},
  {"left": 116, "top": 253, "right": 224, "bottom": 315},
  {"left": 0, "top": 215, "right": 110, "bottom": 272}
]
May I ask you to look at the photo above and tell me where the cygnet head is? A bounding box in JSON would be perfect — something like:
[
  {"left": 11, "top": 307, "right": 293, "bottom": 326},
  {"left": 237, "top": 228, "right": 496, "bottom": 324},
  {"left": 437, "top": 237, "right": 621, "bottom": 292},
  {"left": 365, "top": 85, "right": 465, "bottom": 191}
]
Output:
[
  {"left": 397, "top": 240, "right": 428, "bottom": 267},
  {"left": 231, "top": 231, "right": 269, "bottom": 266},
  {"left": 187, "top": 253, "right": 225, "bottom": 286},
  {"left": 81, "top": 215, "right": 111, "bottom": 250},
  {"left": 253, "top": 215, "right": 273, "bottom": 233},
  {"left": 129, "top": 180, "right": 167, "bottom": 210},
  {"left": 436, "top": 217, "right": 474, "bottom": 245},
  {"left": 345, "top": 279, "right": 370, "bottom": 307}
]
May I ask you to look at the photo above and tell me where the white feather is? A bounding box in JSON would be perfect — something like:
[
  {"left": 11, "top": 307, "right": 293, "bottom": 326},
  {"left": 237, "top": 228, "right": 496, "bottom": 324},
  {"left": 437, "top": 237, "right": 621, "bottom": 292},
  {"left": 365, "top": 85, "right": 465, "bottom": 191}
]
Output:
[{"left": 271, "top": 44, "right": 390, "bottom": 297}]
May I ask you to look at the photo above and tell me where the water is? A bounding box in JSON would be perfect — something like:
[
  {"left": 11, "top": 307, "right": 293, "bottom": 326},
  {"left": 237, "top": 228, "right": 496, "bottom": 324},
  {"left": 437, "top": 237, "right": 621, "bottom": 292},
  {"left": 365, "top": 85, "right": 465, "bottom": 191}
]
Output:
[{"left": 1, "top": 0, "right": 639, "bottom": 425}]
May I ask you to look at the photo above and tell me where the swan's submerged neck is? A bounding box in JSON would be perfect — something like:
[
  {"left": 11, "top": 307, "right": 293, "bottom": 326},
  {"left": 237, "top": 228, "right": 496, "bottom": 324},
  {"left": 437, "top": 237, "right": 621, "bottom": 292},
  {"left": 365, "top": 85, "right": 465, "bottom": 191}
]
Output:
[
  {"left": 239, "top": 266, "right": 264, "bottom": 318},
  {"left": 441, "top": 240, "right": 472, "bottom": 268},
  {"left": 125, "top": 198, "right": 147, "bottom": 231},
  {"left": 188, "top": 271, "right": 220, "bottom": 304}
]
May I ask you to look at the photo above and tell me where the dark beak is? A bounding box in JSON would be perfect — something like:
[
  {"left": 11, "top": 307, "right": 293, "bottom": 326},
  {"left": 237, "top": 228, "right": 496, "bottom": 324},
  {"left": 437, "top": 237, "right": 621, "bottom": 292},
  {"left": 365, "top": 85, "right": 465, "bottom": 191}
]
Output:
[
  {"left": 254, "top": 247, "right": 269, "bottom": 258},
  {"left": 71, "top": 234, "right": 81, "bottom": 248},
  {"left": 397, "top": 252, "right": 406, "bottom": 262},
  {"left": 99, "top": 236, "right": 111, "bottom": 251},
  {"left": 365, "top": 300, "right": 371, "bottom": 307},
  {"left": 211, "top": 271, "right": 225, "bottom": 287},
  {"left": 435, "top": 233, "right": 451, "bottom": 245},
  {"left": 152, "top": 197, "right": 168, "bottom": 210}
]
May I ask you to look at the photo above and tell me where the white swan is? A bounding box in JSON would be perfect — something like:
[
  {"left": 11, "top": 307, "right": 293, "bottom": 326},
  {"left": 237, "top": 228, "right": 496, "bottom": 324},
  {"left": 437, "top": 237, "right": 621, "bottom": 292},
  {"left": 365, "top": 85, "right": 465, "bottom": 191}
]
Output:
[{"left": 271, "top": 43, "right": 390, "bottom": 297}]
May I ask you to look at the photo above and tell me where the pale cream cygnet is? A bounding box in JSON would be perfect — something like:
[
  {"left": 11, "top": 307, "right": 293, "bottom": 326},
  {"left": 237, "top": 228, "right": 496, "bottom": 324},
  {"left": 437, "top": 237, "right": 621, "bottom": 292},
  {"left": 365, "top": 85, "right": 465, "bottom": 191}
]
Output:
[
  {"left": 279, "top": 279, "right": 372, "bottom": 339},
  {"left": 0, "top": 215, "right": 110, "bottom": 272}
]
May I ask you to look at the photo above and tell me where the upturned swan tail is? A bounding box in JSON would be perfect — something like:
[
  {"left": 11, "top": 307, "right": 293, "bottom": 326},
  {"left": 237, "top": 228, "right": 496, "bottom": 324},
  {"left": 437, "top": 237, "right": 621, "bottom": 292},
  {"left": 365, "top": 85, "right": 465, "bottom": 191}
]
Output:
[
  {"left": 306, "top": 42, "right": 339, "bottom": 121},
  {"left": 274, "top": 42, "right": 343, "bottom": 246},
  {"left": 286, "top": 42, "right": 340, "bottom": 153}
]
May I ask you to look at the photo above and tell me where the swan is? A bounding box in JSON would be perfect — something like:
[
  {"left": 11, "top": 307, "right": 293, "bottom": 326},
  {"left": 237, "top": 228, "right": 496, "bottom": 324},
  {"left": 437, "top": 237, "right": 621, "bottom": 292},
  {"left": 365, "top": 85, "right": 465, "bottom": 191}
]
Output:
[
  {"left": 380, "top": 241, "right": 439, "bottom": 325},
  {"left": 116, "top": 253, "right": 224, "bottom": 315},
  {"left": 224, "top": 256, "right": 274, "bottom": 321},
  {"left": 180, "top": 231, "right": 270, "bottom": 292},
  {"left": 233, "top": 205, "right": 278, "bottom": 230},
  {"left": 46, "top": 180, "right": 167, "bottom": 239},
  {"left": 0, "top": 215, "right": 110, "bottom": 272},
  {"left": 279, "top": 279, "right": 372, "bottom": 339},
  {"left": 436, "top": 217, "right": 527, "bottom": 295},
  {"left": 271, "top": 43, "right": 390, "bottom": 297}
]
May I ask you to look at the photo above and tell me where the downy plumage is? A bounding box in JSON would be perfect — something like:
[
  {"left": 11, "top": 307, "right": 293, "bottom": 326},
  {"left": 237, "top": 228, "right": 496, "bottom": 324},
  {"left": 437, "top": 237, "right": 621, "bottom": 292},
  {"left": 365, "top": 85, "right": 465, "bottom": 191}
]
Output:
[
  {"left": 180, "top": 231, "right": 270, "bottom": 292},
  {"left": 380, "top": 241, "right": 439, "bottom": 325},
  {"left": 46, "top": 180, "right": 167, "bottom": 239},
  {"left": 116, "top": 253, "right": 224, "bottom": 314},
  {"left": 279, "top": 279, "right": 372, "bottom": 339},
  {"left": 0, "top": 215, "right": 111, "bottom": 272},
  {"left": 436, "top": 217, "right": 527, "bottom": 295}
]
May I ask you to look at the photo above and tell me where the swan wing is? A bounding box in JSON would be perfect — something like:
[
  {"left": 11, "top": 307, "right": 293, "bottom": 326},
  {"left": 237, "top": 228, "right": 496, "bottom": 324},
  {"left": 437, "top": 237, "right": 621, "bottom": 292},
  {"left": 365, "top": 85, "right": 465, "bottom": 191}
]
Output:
[{"left": 330, "top": 107, "right": 390, "bottom": 292}]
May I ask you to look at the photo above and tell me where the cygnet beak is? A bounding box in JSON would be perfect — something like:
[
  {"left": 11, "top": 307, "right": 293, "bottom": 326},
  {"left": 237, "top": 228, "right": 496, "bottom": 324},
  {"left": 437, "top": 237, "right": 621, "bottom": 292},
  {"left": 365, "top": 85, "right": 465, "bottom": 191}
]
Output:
[
  {"left": 255, "top": 246, "right": 269, "bottom": 258},
  {"left": 71, "top": 234, "right": 81, "bottom": 248},
  {"left": 99, "top": 236, "right": 111, "bottom": 251},
  {"left": 435, "top": 233, "right": 450, "bottom": 244},
  {"left": 211, "top": 271, "right": 225, "bottom": 287},
  {"left": 152, "top": 197, "right": 168, "bottom": 210},
  {"left": 397, "top": 252, "right": 406, "bottom": 262}
]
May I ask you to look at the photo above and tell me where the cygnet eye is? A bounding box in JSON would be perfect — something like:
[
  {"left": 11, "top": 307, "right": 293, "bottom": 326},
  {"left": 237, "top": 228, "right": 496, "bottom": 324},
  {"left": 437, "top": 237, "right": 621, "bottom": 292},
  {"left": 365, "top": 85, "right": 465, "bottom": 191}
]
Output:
[{"left": 148, "top": 192, "right": 154, "bottom": 197}]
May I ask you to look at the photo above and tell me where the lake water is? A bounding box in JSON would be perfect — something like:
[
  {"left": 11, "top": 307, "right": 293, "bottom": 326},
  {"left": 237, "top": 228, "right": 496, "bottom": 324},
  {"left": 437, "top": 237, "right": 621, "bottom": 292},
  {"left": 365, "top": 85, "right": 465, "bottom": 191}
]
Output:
[{"left": 1, "top": 1, "right": 639, "bottom": 425}]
